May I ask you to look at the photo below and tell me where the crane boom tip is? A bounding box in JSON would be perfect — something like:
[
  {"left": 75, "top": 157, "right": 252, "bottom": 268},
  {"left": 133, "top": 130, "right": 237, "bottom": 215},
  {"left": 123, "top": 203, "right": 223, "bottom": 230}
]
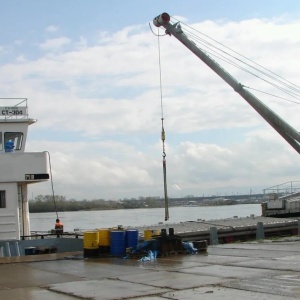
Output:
[{"left": 153, "top": 13, "right": 170, "bottom": 27}]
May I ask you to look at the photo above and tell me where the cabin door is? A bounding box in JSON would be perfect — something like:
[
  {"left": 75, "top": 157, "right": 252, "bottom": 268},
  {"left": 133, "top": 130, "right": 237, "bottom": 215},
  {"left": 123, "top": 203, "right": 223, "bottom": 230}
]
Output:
[{"left": 18, "top": 184, "right": 30, "bottom": 237}]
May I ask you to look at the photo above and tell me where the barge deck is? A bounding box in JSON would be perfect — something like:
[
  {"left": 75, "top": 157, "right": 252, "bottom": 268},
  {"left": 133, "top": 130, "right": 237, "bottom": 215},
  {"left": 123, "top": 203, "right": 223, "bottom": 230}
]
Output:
[{"left": 135, "top": 216, "right": 299, "bottom": 243}]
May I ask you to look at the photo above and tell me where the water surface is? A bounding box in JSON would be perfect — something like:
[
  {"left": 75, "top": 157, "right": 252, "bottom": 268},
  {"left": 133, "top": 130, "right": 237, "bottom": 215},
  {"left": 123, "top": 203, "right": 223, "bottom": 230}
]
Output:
[{"left": 30, "top": 204, "right": 261, "bottom": 232}]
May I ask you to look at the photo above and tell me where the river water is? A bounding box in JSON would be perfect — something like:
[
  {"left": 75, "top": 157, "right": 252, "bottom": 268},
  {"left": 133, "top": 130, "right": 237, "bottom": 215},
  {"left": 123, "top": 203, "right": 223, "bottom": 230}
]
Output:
[{"left": 30, "top": 204, "right": 261, "bottom": 232}]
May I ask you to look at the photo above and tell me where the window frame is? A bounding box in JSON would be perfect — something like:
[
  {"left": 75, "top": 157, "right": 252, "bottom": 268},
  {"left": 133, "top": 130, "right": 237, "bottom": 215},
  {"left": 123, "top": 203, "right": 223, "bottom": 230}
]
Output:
[
  {"left": 4, "top": 132, "right": 24, "bottom": 151},
  {"left": 0, "top": 190, "right": 6, "bottom": 208}
]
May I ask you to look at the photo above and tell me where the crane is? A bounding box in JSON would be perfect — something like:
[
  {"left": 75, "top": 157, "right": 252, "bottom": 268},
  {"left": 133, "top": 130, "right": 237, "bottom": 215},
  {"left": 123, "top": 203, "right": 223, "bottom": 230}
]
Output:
[{"left": 153, "top": 13, "right": 300, "bottom": 154}]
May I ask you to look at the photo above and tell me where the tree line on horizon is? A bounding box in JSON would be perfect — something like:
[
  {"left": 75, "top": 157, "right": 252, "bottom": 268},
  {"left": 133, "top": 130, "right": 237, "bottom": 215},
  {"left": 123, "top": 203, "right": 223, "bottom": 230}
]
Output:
[
  {"left": 29, "top": 194, "right": 260, "bottom": 213},
  {"left": 29, "top": 195, "right": 164, "bottom": 213}
]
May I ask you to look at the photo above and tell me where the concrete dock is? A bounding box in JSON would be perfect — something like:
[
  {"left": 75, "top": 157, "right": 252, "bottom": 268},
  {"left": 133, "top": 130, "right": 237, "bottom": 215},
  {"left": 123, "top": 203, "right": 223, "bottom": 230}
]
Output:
[{"left": 1, "top": 236, "right": 300, "bottom": 299}]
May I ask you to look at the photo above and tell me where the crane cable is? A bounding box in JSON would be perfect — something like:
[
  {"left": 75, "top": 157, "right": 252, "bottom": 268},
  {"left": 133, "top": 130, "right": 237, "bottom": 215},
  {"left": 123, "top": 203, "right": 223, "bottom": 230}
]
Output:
[
  {"left": 157, "top": 29, "right": 169, "bottom": 221},
  {"left": 46, "top": 151, "right": 59, "bottom": 220}
]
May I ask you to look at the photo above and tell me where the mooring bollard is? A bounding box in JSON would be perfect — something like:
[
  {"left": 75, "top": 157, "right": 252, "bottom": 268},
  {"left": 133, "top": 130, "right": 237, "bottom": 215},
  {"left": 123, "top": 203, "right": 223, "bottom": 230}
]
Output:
[
  {"left": 210, "top": 227, "right": 219, "bottom": 245},
  {"left": 256, "top": 222, "right": 265, "bottom": 240}
]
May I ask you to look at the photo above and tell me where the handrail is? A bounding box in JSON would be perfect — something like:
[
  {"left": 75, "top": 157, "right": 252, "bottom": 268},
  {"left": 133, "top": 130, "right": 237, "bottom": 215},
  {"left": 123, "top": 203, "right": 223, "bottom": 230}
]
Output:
[
  {"left": 263, "top": 181, "right": 300, "bottom": 195},
  {"left": 21, "top": 232, "right": 83, "bottom": 240}
]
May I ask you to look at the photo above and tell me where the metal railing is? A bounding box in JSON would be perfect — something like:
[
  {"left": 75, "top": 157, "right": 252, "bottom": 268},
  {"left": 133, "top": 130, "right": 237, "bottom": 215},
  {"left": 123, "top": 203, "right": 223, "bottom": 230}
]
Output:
[
  {"left": 263, "top": 181, "right": 300, "bottom": 197},
  {"left": 22, "top": 232, "right": 83, "bottom": 240}
]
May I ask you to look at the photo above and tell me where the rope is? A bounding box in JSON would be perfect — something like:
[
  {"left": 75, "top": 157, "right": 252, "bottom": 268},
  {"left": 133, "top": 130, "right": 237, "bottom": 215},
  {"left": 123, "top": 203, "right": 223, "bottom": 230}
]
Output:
[
  {"left": 161, "top": 119, "right": 169, "bottom": 221},
  {"left": 46, "top": 151, "right": 59, "bottom": 220},
  {"left": 157, "top": 29, "right": 169, "bottom": 221}
]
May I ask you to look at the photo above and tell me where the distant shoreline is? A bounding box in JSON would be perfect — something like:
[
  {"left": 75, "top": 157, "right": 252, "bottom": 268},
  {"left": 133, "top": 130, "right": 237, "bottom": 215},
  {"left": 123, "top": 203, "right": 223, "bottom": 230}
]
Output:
[{"left": 30, "top": 200, "right": 262, "bottom": 213}]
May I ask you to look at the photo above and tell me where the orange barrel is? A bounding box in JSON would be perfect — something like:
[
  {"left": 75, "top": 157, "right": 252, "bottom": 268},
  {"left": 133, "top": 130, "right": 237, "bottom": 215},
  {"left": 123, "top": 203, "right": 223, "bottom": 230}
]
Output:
[
  {"left": 144, "top": 229, "right": 160, "bottom": 240},
  {"left": 110, "top": 230, "right": 125, "bottom": 256},
  {"left": 83, "top": 231, "right": 99, "bottom": 249},
  {"left": 98, "top": 228, "right": 110, "bottom": 246}
]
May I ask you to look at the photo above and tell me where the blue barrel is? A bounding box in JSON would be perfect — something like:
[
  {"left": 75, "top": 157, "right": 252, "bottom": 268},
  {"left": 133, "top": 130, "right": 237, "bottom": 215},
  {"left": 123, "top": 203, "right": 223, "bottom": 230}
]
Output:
[
  {"left": 125, "top": 229, "right": 139, "bottom": 250},
  {"left": 110, "top": 231, "right": 125, "bottom": 256},
  {"left": 4, "top": 140, "right": 14, "bottom": 152}
]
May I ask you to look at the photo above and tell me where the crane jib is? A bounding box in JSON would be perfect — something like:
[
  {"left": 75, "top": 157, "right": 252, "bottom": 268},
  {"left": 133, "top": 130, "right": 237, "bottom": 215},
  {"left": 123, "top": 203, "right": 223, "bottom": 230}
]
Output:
[{"left": 153, "top": 13, "right": 300, "bottom": 155}]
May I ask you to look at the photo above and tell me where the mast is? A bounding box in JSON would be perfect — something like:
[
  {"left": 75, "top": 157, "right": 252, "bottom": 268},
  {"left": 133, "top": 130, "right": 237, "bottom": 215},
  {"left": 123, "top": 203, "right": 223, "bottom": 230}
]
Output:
[{"left": 153, "top": 13, "right": 300, "bottom": 154}]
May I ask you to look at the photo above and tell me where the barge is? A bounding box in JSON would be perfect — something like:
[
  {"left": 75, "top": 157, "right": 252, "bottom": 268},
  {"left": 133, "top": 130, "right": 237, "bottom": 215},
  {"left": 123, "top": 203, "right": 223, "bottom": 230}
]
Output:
[{"left": 262, "top": 181, "right": 300, "bottom": 217}]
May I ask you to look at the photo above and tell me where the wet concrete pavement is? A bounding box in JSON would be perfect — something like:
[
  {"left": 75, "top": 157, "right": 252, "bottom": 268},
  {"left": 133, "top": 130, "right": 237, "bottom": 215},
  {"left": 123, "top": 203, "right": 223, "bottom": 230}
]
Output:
[{"left": 1, "top": 238, "right": 300, "bottom": 299}]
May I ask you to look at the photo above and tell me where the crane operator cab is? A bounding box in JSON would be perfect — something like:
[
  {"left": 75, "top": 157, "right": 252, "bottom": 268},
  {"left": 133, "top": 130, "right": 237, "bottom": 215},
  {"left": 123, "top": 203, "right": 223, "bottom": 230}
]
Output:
[{"left": 0, "top": 106, "right": 31, "bottom": 154}]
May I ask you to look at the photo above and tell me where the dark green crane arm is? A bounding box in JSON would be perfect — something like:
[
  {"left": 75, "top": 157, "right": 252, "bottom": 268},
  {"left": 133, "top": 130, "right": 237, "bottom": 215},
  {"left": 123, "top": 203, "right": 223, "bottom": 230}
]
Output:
[{"left": 153, "top": 13, "right": 300, "bottom": 154}]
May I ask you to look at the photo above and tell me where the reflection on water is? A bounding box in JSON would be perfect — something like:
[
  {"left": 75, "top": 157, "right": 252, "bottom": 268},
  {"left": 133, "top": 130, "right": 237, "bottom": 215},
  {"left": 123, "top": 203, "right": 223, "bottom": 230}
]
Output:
[{"left": 30, "top": 204, "right": 261, "bottom": 232}]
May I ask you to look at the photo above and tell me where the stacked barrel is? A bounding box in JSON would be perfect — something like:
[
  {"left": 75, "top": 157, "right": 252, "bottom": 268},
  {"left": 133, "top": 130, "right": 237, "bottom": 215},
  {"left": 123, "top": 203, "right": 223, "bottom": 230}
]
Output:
[
  {"left": 125, "top": 229, "right": 139, "bottom": 250},
  {"left": 83, "top": 231, "right": 99, "bottom": 258},
  {"left": 144, "top": 229, "right": 160, "bottom": 240},
  {"left": 98, "top": 228, "right": 110, "bottom": 254},
  {"left": 83, "top": 228, "right": 139, "bottom": 258}
]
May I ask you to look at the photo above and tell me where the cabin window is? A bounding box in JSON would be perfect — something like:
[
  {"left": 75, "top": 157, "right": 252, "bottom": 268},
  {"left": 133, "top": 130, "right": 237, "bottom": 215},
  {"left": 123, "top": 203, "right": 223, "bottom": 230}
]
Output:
[
  {"left": 0, "top": 191, "right": 6, "bottom": 208},
  {"left": 4, "top": 132, "right": 23, "bottom": 151}
]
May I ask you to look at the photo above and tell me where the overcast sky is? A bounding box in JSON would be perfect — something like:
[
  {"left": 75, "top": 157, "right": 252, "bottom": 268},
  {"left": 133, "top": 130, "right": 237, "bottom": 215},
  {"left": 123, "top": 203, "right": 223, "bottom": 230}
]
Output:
[{"left": 1, "top": 1, "right": 300, "bottom": 200}]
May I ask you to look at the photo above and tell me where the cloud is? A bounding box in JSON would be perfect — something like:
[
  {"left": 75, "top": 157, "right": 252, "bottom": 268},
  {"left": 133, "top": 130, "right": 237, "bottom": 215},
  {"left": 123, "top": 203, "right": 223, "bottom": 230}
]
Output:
[
  {"left": 46, "top": 25, "right": 59, "bottom": 32},
  {"left": 39, "top": 37, "right": 72, "bottom": 51},
  {"left": 1, "top": 17, "right": 300, "bottom": 200},
  {"left": 14, "top": 40, "right": 23, "bottom": 46}
]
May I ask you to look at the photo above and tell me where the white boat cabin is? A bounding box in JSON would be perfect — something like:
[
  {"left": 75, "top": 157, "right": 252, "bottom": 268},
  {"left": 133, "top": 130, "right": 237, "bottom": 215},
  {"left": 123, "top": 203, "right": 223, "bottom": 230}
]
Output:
[{"left": 0, "top": 101, "right": 49, "bottom": 240}]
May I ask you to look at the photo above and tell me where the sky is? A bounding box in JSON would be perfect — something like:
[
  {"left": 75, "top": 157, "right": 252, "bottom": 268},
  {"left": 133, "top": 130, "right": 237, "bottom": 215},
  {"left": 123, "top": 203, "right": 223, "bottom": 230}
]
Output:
[{"left": 1, "top": 0, "right": 300, "bottom": 200}]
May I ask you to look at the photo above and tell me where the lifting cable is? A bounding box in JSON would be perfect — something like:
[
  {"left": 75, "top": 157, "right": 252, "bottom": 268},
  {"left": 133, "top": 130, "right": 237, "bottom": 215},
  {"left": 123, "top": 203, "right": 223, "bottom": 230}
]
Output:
[
  {"left": 46, "top": 151, "right": 59, "bottom": 220},
  {"left": 157, "top": 29, "right": 169, "bottom": 221}
]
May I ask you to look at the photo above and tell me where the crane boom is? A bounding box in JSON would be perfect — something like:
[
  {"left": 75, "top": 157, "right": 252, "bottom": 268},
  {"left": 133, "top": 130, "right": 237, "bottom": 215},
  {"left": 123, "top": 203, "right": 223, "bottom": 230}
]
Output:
[{"left": 153, "top": 13, "right": 300, "bottom": 154}]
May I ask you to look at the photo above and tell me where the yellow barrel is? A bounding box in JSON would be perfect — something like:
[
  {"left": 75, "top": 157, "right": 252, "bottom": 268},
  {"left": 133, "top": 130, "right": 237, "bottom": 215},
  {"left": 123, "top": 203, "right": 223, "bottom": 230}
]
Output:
[
  {"left": 144, "top": 229, "right": 160, "bottom": 240},
  {"left": 98, "top": 228, "right": 110, "bottom": 246},
  {"left": 83, "top": 231, "right": 99, "bottom": 249}
]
